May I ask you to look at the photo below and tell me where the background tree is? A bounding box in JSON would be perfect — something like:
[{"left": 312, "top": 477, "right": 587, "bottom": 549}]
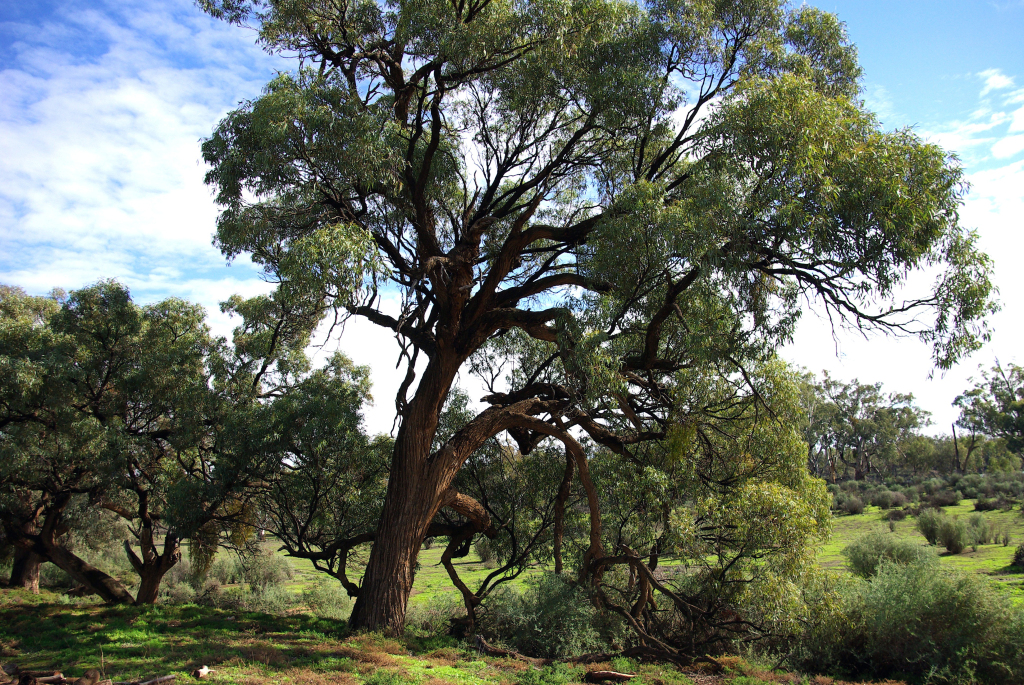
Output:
[
  {"left": 819, "top": 375, "right": 929, "bottom": 480},
  {"left": 954, "top": 362, "right": 1024, "bottom": 461},
  {"left": 0, "top": 283, "right": 222, "bottom": 602},
  {"left": 200, "top": 0, "right": 995, "bottom": 634}
]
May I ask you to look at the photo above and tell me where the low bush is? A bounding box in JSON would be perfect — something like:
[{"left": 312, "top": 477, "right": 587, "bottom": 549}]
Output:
[
  {"left": 405, "top": 593, "right": 464, "bottom": 637},
  {"left": 869, "top": 490, "right": 896, "bottom": 510},
  {"left": 842, "top": 531, "right": 936, "bottom": 578},
  {"left": 917, "top": 508, "right": 944, "bottom": 545},
  {"left": 885, "top": 508, "right": 908, "bottom": 521},
  {"left": 937, "top": 517, "right": 969, "bottom": 554},
  {"left": 841, "top": 496, "right": 864, "bottom": 515},
  {"left": 1012, "top": 545, "right": 1024, "bottom": 570},
  {"left": 974, "top": 497, "right": 1003, "bottom": 511},
  {"left": 479, "top": 573, "right": 619, "bottom": 658},
  {"left": 302, "top": 578, "right": 352, "bottom": 621},
  {"left": 515, "top": 663, "right": 584, "bottom": 685},
  {"left": 968, "top": 513, "right": 993, "bottom": 547},
  {"left": 474, "top": 537, "right": 497, "bottom": 568},
  {"left": 929, "top": 490, "right": 962, "bottom": 507},
  {"left": 792, "top": 560, "right": 1024, "bottom": 684}
]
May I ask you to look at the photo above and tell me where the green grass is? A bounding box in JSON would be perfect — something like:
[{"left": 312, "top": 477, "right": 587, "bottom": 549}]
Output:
[
  {"left": 820, "top": 499, "right": 1024, "bottom": 598},
  {"left": 0, "top": 592, "right": 699, "bottom": 685}
]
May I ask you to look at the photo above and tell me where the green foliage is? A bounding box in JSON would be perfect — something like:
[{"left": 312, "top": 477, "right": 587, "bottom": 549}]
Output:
[
  {"left": 938, "top": 517, "right": 969, "bottom": 555},
  {"left": 1011, "top": 544, "right": 1024, "bottom": 570},
  {"left": 955, "top": 362, "right": 1024, "bottom": 455},
  {"left": 968, "top": 513, "right": 993, "bottom": 547},
  {"left": 364, "top": 672, "right": 417, "bottom": 685},
  {"left": 917, "top": 508, "right": 944, "bottom": 545},
  {"left": 479, "top": 574, "right": 616, "bottom": 658},
  {"left": 236, "top": 547, "right": 295, "bottom": 594},
  {"left": 302, "top": 578, "right": 352, "bottom": 621},
  {"left": 842, "top": 531, "right": 936, "bottom": 578},
  {"left": 840, "top": 496, "right": 864, "bottom": 515},
  {"left": 514, "top": 663, "right": 583, "bottom": 685},
  {"left": 405, "top": 593, "right": 464, "bottom": 637},
  {"left": 793, "top": 561, "right": 1024, "bottom": 684}
]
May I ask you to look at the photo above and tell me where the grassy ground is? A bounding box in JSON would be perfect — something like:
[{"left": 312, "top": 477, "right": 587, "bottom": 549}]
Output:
[
  {"left": 818, "top": 499, "right": 1024, "bottom": 598},
  {"left": 0, "top": 589, "right": 902, "bottom": 685},
  {"left": 4, "top": 498, "right": 1022, "bottom": 685},
  {"left": 227, "top": 497, "right": 1024, "bottom": 608}
]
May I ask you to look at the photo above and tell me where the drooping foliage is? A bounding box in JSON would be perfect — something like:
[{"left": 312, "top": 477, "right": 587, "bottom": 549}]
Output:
[{"left": 197, "top": 0, "right": 996, "bottom": 637}]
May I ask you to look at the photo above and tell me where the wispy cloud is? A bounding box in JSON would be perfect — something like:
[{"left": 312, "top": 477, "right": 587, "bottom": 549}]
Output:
[
  {"left": 979, "top": 67, "right": 1015, "bottom": 96},
  {"left": 0, "top": 0, "right": 281, "bottom": 333}
]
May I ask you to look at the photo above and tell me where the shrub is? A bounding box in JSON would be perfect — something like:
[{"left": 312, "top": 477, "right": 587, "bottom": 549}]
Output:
[
  {"left": 916, "top": 508, "right": 944, "bottom": 545},
  {"left": 975, "top": 497, "right": 1001, "bottom": 511},
  {"left": 885, "top": 508, "right": 907, "bottom": 522},
  {"left": 364, "top": 670, "right": 417, "bottom": 685},
  {"left": 405, "top": 593, "right": 464, "bottom": 637},
  {"left": 841, "top": 496, "right": 864, "bottom": 516},
  {"left": 245, "top": 584, "right": 297, "bottom": 614},
  {"left": 302, "top": 578, "right": 352, "bottom": 621},
  {"left": 792, "top": 561, "right": 1024, "bottom": 684},
  {"left": 162, "top": 582, "right": 197, "bottom": 605},
  {"left": 479, "top": 574, "right": 618, "bottom": 657},
  {"left": 238, "top": 550, "right": 294, "bottom": 594},
  {"left": 842, "top": 531, "right": 936, "bottom": 578},
  {"left": 474, "top": 537, "right": 497, "bottom": 568},
  {"left": 937, "top": 517, "right": 968, "bottom": 554},
  {"left": 869, "top": 490, "right": 895, "bottom": 510},
  {"left": 208, "top": 557, "right": 242, "bottom": 586},
  {"left": 929, "top": 490, "right": 962, "bottom": 507},
  {"left": 968, "top": 513, "right": 993, "bottom": 547},
  {"left": 1012, "top": 545, "right": 1024, "bottom": 570}
]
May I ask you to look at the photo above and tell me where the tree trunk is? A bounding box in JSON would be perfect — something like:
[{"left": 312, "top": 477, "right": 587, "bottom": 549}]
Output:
[
  {"left": 30, "top": 494, "right": 135, "bottom": 604},
  {"left": 10, "top": 547, "right": 43, "bottom": 593},
  {"left": 40, "top": 541, "right": 134, "bottom": 603},
  {"left": 124, "top": 527, "right": 181, "bottom": 605},
  {"left": 134, "top": 568, "right": 167, "bottom": 605},
  {"left": 348, "top": 464, "right": 442, "bottom": 634}
]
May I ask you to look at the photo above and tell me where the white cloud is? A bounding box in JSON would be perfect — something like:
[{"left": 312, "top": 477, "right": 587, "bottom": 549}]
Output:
[
  {"left": 992, "top": 133, "right": 1024, "bottom": 158},
  {"left": 785, "top": 71, "right": 1024, "bottom": 434},
  {"left": 0, "top": 0, "right": 278, "bottom": 309},
  {"left": 979, "top": 68, "right": 1015, "bottom": 96}
]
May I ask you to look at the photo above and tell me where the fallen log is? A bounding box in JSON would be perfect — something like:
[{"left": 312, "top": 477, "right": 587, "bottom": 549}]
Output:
[
  {"left": 473, "top": 636, "right": 551, "bottom": 667},
  {"left": 584, "top": 672, "right": 637, "bottom": 683},
  {"left": 113, "top": 676, "right": 175, "bottom": 685}
]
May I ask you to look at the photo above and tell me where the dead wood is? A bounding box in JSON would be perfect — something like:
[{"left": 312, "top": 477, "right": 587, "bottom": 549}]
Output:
[
  {"left": 584, "top": 672, "right": 637, "bottom": 683},
  {"left": 113, "top": 676, "right": 175, "bottom": 685}
]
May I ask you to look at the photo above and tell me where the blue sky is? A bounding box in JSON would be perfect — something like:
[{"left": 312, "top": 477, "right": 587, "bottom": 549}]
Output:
[{"left": 1, "top": 0, "right": 1022, "bottom": 435}]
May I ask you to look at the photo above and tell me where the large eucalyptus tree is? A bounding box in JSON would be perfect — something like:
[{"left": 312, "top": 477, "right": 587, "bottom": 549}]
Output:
[{"left": 200, "top": 0, "right": 995, "bottom": 633}]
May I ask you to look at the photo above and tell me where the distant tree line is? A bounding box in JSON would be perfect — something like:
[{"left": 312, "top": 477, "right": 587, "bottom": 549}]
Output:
[{"left": 796, "top": 365, "right": 1024, "bottom": 482}]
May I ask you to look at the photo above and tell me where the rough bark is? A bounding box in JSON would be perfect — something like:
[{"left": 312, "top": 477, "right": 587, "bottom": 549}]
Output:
[
  {"left": 26, "top": 494, "right": 135, "bottom": 604},
  {"left": 10, "top": 547, "right": 42, "bottom": 593},
  {"left": 347, "top": 466, "right": 442, "bottom": 634}
]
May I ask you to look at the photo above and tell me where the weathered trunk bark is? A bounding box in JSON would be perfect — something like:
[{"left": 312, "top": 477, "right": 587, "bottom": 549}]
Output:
[
  {"left": 128, "top": 539, "right": 180, "bottom": 605},
  {"left": 28, "top": 493, "right": 135, "bottom": 604},
  {"left": 10, "top": 547, "right": 43, "bottom": 593},
  {"left": 40, "top": 541, "right": 135, "bottom": 603},
  {"left": 124, "top": 525, "right": 181, "bottom": 605},
  {"left": 348, "top": 466, "right": 442, "bottom": 634}
]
